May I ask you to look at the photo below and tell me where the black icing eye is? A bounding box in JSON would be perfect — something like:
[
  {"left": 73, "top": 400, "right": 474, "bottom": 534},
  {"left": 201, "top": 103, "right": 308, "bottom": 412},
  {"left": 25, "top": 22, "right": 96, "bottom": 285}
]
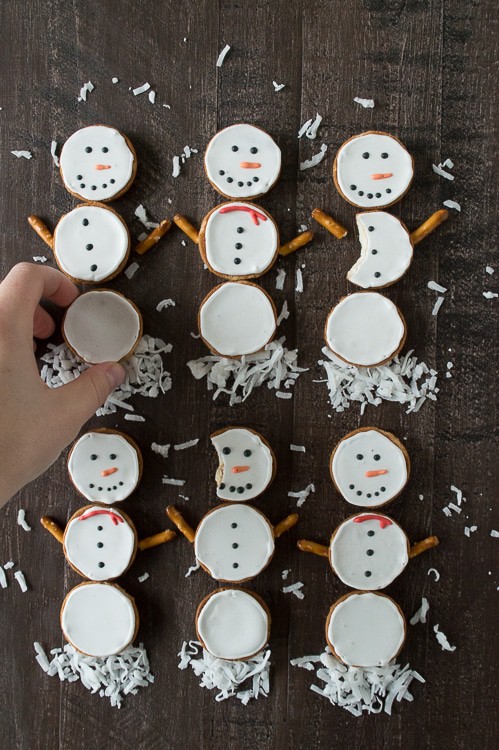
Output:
[
  {"left": 232, "top": 562, "right": 239, "bottom": 568},
  {"left": 232, "top": 145, "right": 239, "bottom": 152},
  {"left": 350, "top": 184, "right": 357, "bottom": 190},
  {"left": 109, "top": 454, "right": 117, "bottom": 460},
  {"left": 119, "top": 482, "right": 123, "bottom": 486},
  {"left": 374, "top": 272, "right": 381, "bottom": 278},
  {"left": 372, "top": 249, "right": 378, "bottom": 255},
  {"left": 110, "top": 179, "right": 116, "bottom": 184},
  {"left": 89, "top": 483, "right": 95, "bottom": 489},
  {"left": 374, "top": 454, "right": 380, "bottom": 461},
  {"left": 219, "top": 170, "right": 225, "bottom": 175},
  {"left": 76, "top": 174, "right": 83, "bottom": 180},
  {"left": 356, "top": 454, "right": 363, "bottom": 460},
  {"left": 97, "top": 542, "right": 104, "bottom": 548},
  {"left": 381, "top": 153, "right": 388, "bottom": 159},
  {"left": 368, "top": 226, "right": 374, "bottom": 232},
  {"left": 90, "top": 264, "right": 97, "bottom": 272},
  {"left": 86, "top": 243, "right": 93, "bottom": 250},
  {"left": 222, "top": 447, "right": 231, "bottom": 455},
  {"left": 365, "top": 570, "right": 372, "bottom": 577},
  {"left": 236, "top": 227, "right": 244, "bottom": 233},
  {"left": 362, "top": 152, "right": 369, "bottom": 159},
  {"left": 82, "top": 218, "right": 89, "bottom": 226},
  {"left": 235, "top": 242, "right": 242, "bottom": 250},
  {"left": 102, "top": 147, "right": 109, "bottom": 153},
  {"left": 85, "top": 147, "right": 92, "bottom": 153},
  {"left": 90, "top": 454, "right": 97, "bottom": 460},
  {"left": 349, "top": 484, "right": 355, "bottom": 489},
  {"left": 232, "top": 543, "right": 239, "bottom": 549},
  {"left": 250, "top": 147, "right": 258, "bottom": 154},
  {"left": 98, "top": 562, "right": 105, "bottom": 568},
  {"left": 243, "top": 449, "right": 252, "bottom": 457},
  {"left": 231, "top": 522, "right": 237, "bottom": 528}
]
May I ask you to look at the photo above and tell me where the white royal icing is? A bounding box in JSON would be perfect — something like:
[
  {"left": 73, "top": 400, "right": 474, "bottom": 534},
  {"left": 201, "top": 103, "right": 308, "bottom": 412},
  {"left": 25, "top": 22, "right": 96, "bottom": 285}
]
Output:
[
  {"left": 197, "top": 589, "right": 269, "bottom": 660},
  {"left": 327, "top": 592, "right": 405, "bottom": 667},
  {"left": 54, "top": 205, "right": 129, "bottom": 282},
  {"left": 60, "top": 125, "right": 135, "bottom": 202},
  {"left": 63, "top": 290, "right": 141, "bottom": 364},
  {"left": 199, "top": 282, "right": 276, "bottom": 356},
  {"left": 211, "top": 427, "right": 274, "bottom": 502},
  {"left": 325, "top": 292, "right": 405, "bottom": 366},
  {"left": 204, "top": 124, "right": 281, "bottom": 199},
  {"left": 330, "top": 513, "right": 409, "bottom": 590},
  {"left": 194, "top": 504, "right": 275, "bottom": 582},
  {"left": 331, "top": 429, "right": 408, "bottom": 507},
  {"left": 61, "top": 583, "right": 136, "bottom": 657},
  {"left": 203, "top": 202, "right": 278, "bottom": 278},
  {"left": 347, "top": 212, "right": 413, "bottom": 289},
  {"left": 335, "top": 132, "right": 413, "bottom": 208},
  {"left": 68, "top": 431, "right": 140, "bottom": 503},
  {"left": 64, "top": 507, "right": 136, "bottom": 581}
]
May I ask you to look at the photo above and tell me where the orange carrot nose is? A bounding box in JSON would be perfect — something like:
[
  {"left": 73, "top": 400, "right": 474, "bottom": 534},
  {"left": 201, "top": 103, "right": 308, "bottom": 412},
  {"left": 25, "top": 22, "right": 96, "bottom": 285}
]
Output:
[
  {"left": 101, "top": 467, "right": 118, "bottom": 476},
  {"left": 365, "top": 469, "right": 389, "bottom": 477},
  {"left": 239, "top": 162, "right": 261, "bottom": 169},
  {"left": 371, "top": 173, "right": 393, "bottom": 180},
  {"left": 95, "top": 164, "right": 111, "bottom": 170},
  {"left": 231, "top": 465, "right": 250, "bottom": 473}
]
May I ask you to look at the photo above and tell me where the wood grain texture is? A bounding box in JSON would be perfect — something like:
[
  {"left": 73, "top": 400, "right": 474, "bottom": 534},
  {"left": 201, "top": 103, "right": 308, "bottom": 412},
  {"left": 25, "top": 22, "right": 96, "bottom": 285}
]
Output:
[{"left": 0, "top": 1, "right": 497, "bottom": 749}]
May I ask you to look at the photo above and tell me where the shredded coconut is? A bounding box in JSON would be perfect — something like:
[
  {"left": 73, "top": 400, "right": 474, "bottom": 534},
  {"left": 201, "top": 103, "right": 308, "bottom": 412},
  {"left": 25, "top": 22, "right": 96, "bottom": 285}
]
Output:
[
  {"left": 135, "top": 204, "right": 158, "bottom": 230},
  {"left": 272, "top": 81, "right": 285, "bottom": 91},
  {"left": 305, "top": 114, "right": 322, "bottom": 139},
  {"left": 162, "top": 476, "right": 186, "bottom": 486},
  {"left": 433, "top": 625, "right": 456, "bottom": 652},
  {"left": 171, "top": 145, "right": 198, "bottom": 177},
  {"left": 174, "top": 439, "right": 199, "bottom": 451},
  {"left": 112, "top": 77, "right": 119, "bottom": 84},
  {"left": 185, "top": 561, "right": 200, "bottom": 577},
  {"left": 138, "top": 573, "right": 150, "bottom": 583},
  {"left": 276, "top": 300, "right": 290, "bottom": 326},
  {"left": 282, "top": 569, "right": 290, "bottom": 580},
  {"left": 288, "top": 483, "right": 315, "bottom": 508},
  {"left": 172, "top": 155, "right": 181, "bottom": 178},
  {"left": 151, "top": 443, "right": 170, "bottom": 458},
  {"left": 353, "top": 97, "right": 375, "bottom": 108},
  {"left": 443, "top": 199, "right": 461, "bottom": 211},
  {"left": 14, "top": 571, "right": 28, "bottom": 592},
  {"left": 464, "top": 525, "right": 477, "bottom": 537},
  {"left": 124, "top": 262, "right": 140, "bottom": 280},
  {"left": 50, "top": 140, "right": 59, "bottom": 166},
  {"left": 450, "top": 485, "right": 465, "bottom": 505},
  {"left": 282, "top": 582, "right": 305, "bottom": 600},
  {"left": 17, "top": 509, "right": 31, "bottom": 532},
  {"left": 148, "top": 90, "right": 156, "bottom": 104},
  {"left": 124, "top": 414, "right": 145, "bottom": 422},
  {"left": 490, "top": 530, "right": 499, "bottom": 538},
  {"left": 33, "top": 256, "right": 48, "bottom": 263},
  {"left": 295, "top": 268, "right": 304, "bottom": 293},
  {"left": 11, "top": 150, "right": 33, "bottom": 159},
  {"left": 3, "top": 561, "right": 14, "bottom": 570},
  {"left": 410, "top": 597, "right": 429, "bottom": 625},
  {"left": 132, "top": 82, "right": 151, "bottom": 96},
  {"left": 0, "top": 567, "right": 7, "bottom": 589},
  {"left": 483, "top": 291, "right": 498, "bottom": 299},
  {"left": 427, "top": 567, "right": 440, "bottom": 581},
  {"left": 178, "top": 640, "right": 270, "bottom": 704},
  {"left": 427, "top": 280, "right": 447, "bottom": 293},
  {"left": 432, "top": 296, "right": 445, "bottom": 316},
  {"left": 290, "top": 444, "right": 306, "bottom": 453},
  {"left": 485, "top": 266, "right": 495, "bottom": 275},
  {"left": 156, "top": 299, "right": 176, "bottom": 311},
  {"left": 300, "top": 143, "right": 327, "bottom": 171},
  {"left": 77, "top": 81, "right": 94, "bottom": 102},
  {"left": 275, "top": 267, "right": 286, "bottom": 290},
  {"left": 216, "top": 44, "right": 231, "bottom": 67},
  {"left": 432, "top": 163, "right": 454, "bottom": 181}
]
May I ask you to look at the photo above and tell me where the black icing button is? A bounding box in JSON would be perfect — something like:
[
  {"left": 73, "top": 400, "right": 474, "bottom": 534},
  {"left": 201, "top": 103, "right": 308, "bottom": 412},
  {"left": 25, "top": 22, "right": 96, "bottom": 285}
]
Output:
[{"left": 231, "top": 522, "right": 237, "bottom": 529}]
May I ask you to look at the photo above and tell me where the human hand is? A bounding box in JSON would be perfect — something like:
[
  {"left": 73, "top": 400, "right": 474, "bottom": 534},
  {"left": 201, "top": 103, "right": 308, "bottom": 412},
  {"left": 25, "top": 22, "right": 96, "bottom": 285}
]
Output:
[{"left": 0, "top": 263, "right": 125, "bottom": 505}]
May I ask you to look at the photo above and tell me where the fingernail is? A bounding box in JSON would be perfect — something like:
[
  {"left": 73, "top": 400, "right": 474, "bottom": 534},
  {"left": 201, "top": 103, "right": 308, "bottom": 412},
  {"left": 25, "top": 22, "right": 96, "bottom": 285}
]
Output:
[{"left": 104, "top": 363, "right": 126, "bottom": 389}]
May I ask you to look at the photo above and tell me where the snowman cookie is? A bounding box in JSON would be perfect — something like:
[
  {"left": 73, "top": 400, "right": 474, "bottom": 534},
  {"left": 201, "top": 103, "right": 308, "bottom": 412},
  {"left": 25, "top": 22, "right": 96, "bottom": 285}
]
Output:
[
  {"left": 59, "top": 125, "right": 137, "bottom": 202},
  {"left": 347, "top": 212, "right": 413, "bottom": 289},
  {"left": 326, "top": 591, "right": 406, "bottom": 667},
  {"left": 62, "top": 289, "right": 142, "bottom": 364},
  {"left": 68, "top": 429, "right": 142, "bottom": 504},
  {"left": 333, "top": 131, "right": 413, "bottom": 209},
  {"left": 198, "top": 281, "right": 277, "bottom": 357},
  {"left": 211, "top": 426, "right": 276, "bottom": 501},
  {"left": 330, "top": 427, "right": 410, "bottom": 508},
  {"left": 204, "top": 124, "right": 281, "bottom": 200},
  {"left": 196, "top": 588, "right": 271, "bottom": 661},
  {"left": 298, "top": 512, "right": 438, "bottom": 589},
  {"left": 60, "top": 581, "right": 139, "bottom": 657},
  {"left": 167, "top": 503, "right": 298, "bottom": 584},
  {"left": 325, "top": 291, "right": 406, "bottom": 367}
]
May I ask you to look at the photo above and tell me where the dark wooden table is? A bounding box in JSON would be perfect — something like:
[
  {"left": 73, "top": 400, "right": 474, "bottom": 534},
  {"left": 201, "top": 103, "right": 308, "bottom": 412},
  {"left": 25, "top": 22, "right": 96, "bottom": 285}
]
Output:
[{"left": 0, "top": 1, "right": 497, "bottom": 748}]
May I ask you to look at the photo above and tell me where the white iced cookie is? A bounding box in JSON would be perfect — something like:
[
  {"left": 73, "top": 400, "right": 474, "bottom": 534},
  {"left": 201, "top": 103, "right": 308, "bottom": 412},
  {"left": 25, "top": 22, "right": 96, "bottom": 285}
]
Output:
[
  {"left": 330, "top": 513, "right": 409, "bottom": 590},
  {"left": 194, "top": 504, "right": 275, "bottom": 582},
  {"left": 326, "top": 591, "right": 406, "bottom": 667},
  {"left": 63, "top": 505, "right": 137, "bottom": 581},
  {"left": 347, "top": 212, "right": 413, "bottom": 289},
  {"left": 196, "top": 588, "right": 270, "bottom": 660},
  {"left": 68, "top": 430, "right": 142, "bottom": 504},
  {"left": 62, "top": 289, "right": 142, "bottom": 364},
  {"left": 198, "top": 281, "right": 277, "bottom": 357},
  {"left": 59, "top": 125, "right": 137, "bottom": 202},
  {"left": 53, "top": 203, "right": 130, "bottom": 283},
  {"left": 211, "top": 427, "right": 276, "bottom": 501},
  {"left": 60, "top": 582, "right": 138, "bottom": 657},
  {"left": 330, "top": 427, "right": 409, "bottom": 507},
  {"left": 204, "top": 124, "right": 281, "bottom": 199},
  {"left": 325, "top": 292, "right": 406, "bottom": 366},
  {"left": 198, "top": 202, "right": 279, "bottom": 280},
  {"left": 333, "top": 131, "right": 413, "bottom": 209}
]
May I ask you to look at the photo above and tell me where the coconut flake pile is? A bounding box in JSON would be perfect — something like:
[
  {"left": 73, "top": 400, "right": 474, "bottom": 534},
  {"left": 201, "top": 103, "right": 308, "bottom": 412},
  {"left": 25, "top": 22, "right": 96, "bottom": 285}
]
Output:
[
  {"left": 187, "top": 337, "right": 308, "bottom": 406},
  {"left": 39, "top": 336, "right": 172, "bottom": 417},
  {"left": 172, "top": 145, "right": 198, "bottom": 178},
  {"left": 135, "top": 204, "right": 158, "bottom": 230},
  {"left": 291, "top": 649, "right": 424, "bottom": 716},
  {"left": 288, "top": 483, "right": 315, "bottom": 508},
  {"left": 442, "top": 485, "right": 466, "bottom": 517},
  {"left": 317, "top": 348, "right": 438, "bottom": 414},
  {"left": 298, "top": 114, "right": 323, "bottom": 139},
  {"left": 178, "top": 641, "right": 270, "bottom": 704},
  {"left": 433, "top": 625, "right": 456, "bottom": 652},
  {"left": 282, "top": 581, "right": 305, "bottom": 600},
  {"left": 34, "top": 642, "right": 154, "bottom": 708}
]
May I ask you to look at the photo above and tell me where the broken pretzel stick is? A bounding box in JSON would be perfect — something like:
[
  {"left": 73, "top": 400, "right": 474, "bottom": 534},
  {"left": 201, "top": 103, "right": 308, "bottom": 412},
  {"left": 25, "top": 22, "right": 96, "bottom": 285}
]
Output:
[
  {"left": 279, "top": 230, "right": 314, "bottom": 257},
  {"left": 166, "top": 505, "right": 196, "bottom": 543},
  {"left": 28, "top": 215, "right": 54, "bottom": 249},
  {"left": 296, "top": 539, "right": 329, "bottom": 558},
  {"left": 138, "top": 528, "right": 176, "bottom": 551},
  {"left": 173, "top": 214, "right": 199, "bottom": 244},
  {"left": 410, "top": 209, "right": 449, "bottom": 246},
  {"left": 135, "top": 219, "right": 172, "bottom": 255},
  {"left": 273, "top": 513, "right": 299, "bottom": 539},
  {"left": 40, "top": 516, "right": 64, "bottom": 544},
  {"left": 311, "top": 208, "right": 348, "bottom": 239},
  {"left": 409, "top": 535, "right": 439, "bottom": 559}
]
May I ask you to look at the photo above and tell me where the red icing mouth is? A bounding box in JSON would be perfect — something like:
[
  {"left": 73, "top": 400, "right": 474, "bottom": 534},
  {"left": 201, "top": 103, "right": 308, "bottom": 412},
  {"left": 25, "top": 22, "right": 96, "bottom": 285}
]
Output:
[
  {"left": 78, "top": 509, "right": 124, "bottom": 526},
  {"left": 353, "top": 514, "right": 392, "bottom": 529},
  {"left": 219, "top": 205, "right": 268, "bottom": 226}
]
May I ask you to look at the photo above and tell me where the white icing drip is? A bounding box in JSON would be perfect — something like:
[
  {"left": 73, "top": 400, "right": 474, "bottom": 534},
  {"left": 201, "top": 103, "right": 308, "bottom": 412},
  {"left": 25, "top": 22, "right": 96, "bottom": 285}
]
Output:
[
  {"left": 64, "top": 507, "right": 135, "bottom": 580},
  {"left": 331, "top": 429, "right": 408, "bottom": 507},
  {"left": 197, "top": 589, "right": 269, "bottom": 660},
  {"left": 61, "top": 583, "right": 136, "bottom": 657},
  {"left": 348, "top": 212, "right": 413, "bottom": 288},
  {"left": 325, "top": 292, "right": 405, "bottom": 366},
  {"left": 199, "top": 282, "right": 276, "bottom": 356},
  {"left": 328, "top": 592, "right": 405, "bottom": 667},
  {"left": 54, "top": 205, "right": 129, "bottom": 282},
  {"left": 63, "top": 290, "right": 141, "bottom": 363},
  {"left": 211, "top": 427, "right": 274, "bottom": 501},
  {"left": 205, "top": 124, "right": 281, "bottom": 199},
  {"left": 195, "top": 505, "right": 275, "bottom": 582},
  {"left": 330, "top": 514, "right": 409, "bottom": 590},
  {"left": 336, "top": 133, "right": 413, "bottom": 208},
  {"left": 60, "top": 126, "right": 134, "bottom": 201},
  {"left": 204, "top": 202, "right": 278, "bottom": 277}
]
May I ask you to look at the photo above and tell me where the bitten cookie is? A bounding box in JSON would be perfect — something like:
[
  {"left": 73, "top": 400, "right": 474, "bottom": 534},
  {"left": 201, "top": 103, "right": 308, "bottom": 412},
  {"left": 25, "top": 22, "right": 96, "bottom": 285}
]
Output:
[
  {"left": 59, "top": 125, "right": 137, "bottom": 202},
  {"left": 330, "top": 427, "right": 410, "bottom": 508},
  {"left": 204, "top": 124, "right": 281, "bottom": 200},
  {"left": 347, "top": 212, "right": 413, "bottom": 289},
  {"left": 210, "top": 426, "right": 276, "bottom": 501},
  {"left": 333, "top": 131, "right": 413, "bottom": 209}
]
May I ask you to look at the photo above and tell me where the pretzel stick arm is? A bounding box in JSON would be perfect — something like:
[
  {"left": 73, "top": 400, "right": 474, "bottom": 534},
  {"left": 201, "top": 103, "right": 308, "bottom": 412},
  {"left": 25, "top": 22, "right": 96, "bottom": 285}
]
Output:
[
  {"left": 40, "top": 516, "right": 64, "bottom": 544},
  {"left": 409, "top": 535, "right": 439, "bottom": 559},
  {"left": 311, "top": 208, "right": 348, "bottom": 239},
  {"left": 273, "top": 513, "right": 299, "bottom": 539},
  {"left": 410, "top": 210, "right": 449, "bottom": 246},
  {"left": 135, "top": 219, "right": 172, "bottom": 255},
  {"left": 138, "top": 528, "right": 176, "bottom": 551},
  {"left": 166, "top": 506, "right": 195, "bottom": 543},
  {"left": 173, "top": 215, "right": 199, "bottom": 244},
  {"left": 28, "top": 216, "right": 54, "bottom": 249},
  {"left": 279, "top": 231, "right": 314, "bottom": 257},
  {"left": 297, "top": 539, "right": 329, "bottom": 557}
]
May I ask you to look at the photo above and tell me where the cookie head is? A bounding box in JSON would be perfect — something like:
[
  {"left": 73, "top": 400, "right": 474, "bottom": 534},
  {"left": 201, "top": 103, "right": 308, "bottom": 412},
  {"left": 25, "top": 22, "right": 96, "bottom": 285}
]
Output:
[
  {"left": 211, "top": 427, "right": 275, "bottom": 501},
  {"left": 68, "top": 431, "right": 141, "bottom": 503},
  {"left": 347, "top": 212, "right": 413, "bottom": 289},
  {"left": 331, "top": 428, "right": 409, "bottom": 507},
  {"left": 204, "top": 124, "right": 281, "bottom": 199},
  {"left": 334, "top": 132, "right": 413, "bottom": 209},
  {"left": 59, "top": 125, "right": 136, "bottom": 202}
]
